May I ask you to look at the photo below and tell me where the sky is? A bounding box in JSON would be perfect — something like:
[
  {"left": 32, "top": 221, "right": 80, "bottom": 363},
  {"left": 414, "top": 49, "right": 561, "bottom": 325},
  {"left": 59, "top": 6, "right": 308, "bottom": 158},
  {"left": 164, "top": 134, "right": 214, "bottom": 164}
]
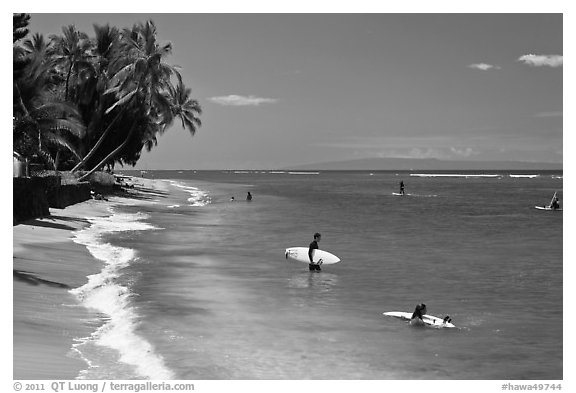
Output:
[{"left": 23, "top": 11, "right": 564, "bottom": 170}]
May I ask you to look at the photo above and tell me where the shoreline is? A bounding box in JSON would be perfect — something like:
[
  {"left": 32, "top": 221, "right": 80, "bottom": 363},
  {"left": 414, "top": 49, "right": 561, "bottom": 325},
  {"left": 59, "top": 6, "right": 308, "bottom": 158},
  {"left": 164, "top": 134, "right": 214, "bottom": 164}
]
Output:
[{"left": 13, "top": 177, "right": 169, "bottom": 379}]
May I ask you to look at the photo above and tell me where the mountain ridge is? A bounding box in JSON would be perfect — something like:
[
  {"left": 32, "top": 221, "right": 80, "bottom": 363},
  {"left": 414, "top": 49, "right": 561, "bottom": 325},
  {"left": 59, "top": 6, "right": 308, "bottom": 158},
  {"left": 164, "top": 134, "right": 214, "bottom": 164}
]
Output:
[{"left": 285, "top": 157, "right": 562, "bottom": 171}]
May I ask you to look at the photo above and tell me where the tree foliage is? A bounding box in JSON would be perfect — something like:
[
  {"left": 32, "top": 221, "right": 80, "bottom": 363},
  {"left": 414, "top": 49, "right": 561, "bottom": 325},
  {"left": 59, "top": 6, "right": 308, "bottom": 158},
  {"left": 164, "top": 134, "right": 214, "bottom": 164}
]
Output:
[{"left": 13, "top": 15, "right": 203, "bottom": 174}]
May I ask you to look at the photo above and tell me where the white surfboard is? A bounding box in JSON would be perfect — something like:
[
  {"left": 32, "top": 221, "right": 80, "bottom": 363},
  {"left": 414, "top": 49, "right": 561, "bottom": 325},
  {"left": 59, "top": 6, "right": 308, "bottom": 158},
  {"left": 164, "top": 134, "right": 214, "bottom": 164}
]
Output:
[
  {"left": 285, "top": 247, "right": 341, "bottom": 264},
  {"left": 383, "top": 311, "right": 456, "bottom": 328},
  {"left": 535, "top": 206, "right": 562, "bottom": 211},
  {"left": 392, "top": 192, "right": 407, "bottom": 196}
]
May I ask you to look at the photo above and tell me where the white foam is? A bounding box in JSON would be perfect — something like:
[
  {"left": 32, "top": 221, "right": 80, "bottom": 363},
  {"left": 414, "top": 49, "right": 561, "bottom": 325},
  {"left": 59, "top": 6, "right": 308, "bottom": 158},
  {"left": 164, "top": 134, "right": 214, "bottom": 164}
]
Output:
[
  {"left": 509, "top": 174, "right": 539, "bottom": 178},
  {"left": 288, "top": 171, "right": 320, "bottom": 175},
  {"left": 71, "top": 208, "right": 175, "bottom": 380},
  {"left": 167, "top": 180, "right": 211, "bottom": 207},
  {"left": 410, "top": 173, "right": 501, "bottom": 178}
]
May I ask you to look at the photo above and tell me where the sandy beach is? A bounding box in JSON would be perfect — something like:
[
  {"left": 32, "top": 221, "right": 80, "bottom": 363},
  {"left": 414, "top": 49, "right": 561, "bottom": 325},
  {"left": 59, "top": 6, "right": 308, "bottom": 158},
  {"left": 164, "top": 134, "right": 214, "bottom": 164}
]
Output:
[{"left": 13, "top": 177, "right": 167, "bottom": 380}]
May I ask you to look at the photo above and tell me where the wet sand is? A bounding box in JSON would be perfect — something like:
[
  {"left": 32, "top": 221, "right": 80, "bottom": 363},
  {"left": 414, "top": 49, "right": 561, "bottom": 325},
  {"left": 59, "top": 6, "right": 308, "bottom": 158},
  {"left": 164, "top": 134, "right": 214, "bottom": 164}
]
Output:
[{"left": 13, "top": 177, "right": 168, "bottom": 379}]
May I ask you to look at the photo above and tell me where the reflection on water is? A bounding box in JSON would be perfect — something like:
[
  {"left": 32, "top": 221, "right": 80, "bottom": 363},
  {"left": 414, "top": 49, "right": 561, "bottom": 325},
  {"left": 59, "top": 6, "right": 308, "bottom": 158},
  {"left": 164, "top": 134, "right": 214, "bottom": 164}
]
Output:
[
  {"left": 286, "top": 272, "right": 339, "bottom": 307},
  {"left": 287, "top": 271, "right": 339, "bottom": 291}
]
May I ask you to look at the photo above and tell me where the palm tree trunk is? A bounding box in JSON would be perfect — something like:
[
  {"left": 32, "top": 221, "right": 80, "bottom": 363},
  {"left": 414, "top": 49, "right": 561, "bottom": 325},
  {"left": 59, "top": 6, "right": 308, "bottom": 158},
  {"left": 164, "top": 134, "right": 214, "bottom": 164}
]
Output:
[
  {"left": 13, "top": 83, "right": 30, "bottom": 117},
  {"left": 65, "top": 62, "right": 73, "bottom": 101},
  {"left": 71, "top": 109, "right": 123, "bottom": 173},
  {"left": 78, "top": 123, "right": 136, "bottom": 182},
  {"left": 55, "top": 150, "right": 60, "bottom": 171}
]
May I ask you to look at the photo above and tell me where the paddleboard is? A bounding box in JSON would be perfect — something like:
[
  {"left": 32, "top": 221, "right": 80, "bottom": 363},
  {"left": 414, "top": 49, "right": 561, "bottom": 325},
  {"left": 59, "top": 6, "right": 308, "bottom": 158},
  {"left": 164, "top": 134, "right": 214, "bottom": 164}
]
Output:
[
  {"left": 392, "top": 193, "right": 438, "bottom": 198},
  {"left": 535, "top": 206, "right": 562, "bottom": 211},
  {"left": 285, "top": 247, "right": 341, "bottom": 264},
  {"left": 383, "top": 311, "right": 456, "bottom": 328}
]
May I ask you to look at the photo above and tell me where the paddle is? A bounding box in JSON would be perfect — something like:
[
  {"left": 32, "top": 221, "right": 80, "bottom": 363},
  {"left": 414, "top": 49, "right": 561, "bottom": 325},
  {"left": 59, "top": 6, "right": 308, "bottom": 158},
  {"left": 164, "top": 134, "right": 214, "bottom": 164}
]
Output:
[{"left": 548, "top": 191, "right": 557, "bottom": 208}]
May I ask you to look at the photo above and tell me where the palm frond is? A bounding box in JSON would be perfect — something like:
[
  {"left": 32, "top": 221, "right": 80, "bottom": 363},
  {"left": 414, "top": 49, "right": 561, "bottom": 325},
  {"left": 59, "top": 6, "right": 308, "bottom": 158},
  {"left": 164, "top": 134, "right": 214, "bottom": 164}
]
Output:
[
  {"left": 38, "top": 118, "right": 86, "bottom": 138},
  {"left": 33, "top": 101, "right": 82, "bottom": 118},
  {"left": 36, "top": 149, "right": 56, "bottom": 169},
  {"left": 41, "top": 129, "right": 83, "bottom": 161},
  {"left": 107, "top": 63, "right": 135, "bottom": 89},
  {"left": 105, "top": 88, "right": 137, "bottom": 114}
]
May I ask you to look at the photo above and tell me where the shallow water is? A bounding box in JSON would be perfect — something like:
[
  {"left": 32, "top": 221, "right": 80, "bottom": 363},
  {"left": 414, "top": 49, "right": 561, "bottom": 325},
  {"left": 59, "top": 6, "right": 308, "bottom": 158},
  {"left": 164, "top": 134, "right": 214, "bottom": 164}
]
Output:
[{"left": 71, "top": 170, "right": 563, "bottom": 379}]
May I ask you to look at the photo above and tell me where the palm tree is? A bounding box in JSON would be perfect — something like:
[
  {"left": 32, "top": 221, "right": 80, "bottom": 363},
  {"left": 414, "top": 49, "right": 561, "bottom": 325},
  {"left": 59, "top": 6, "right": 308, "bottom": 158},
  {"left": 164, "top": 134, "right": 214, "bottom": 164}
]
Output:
[
  {"left": 47, "top": 26, "right": 93, "bottom": 168},
  {"left": 14, "top": 70, "right": 85, "bottom": 170},
  {"left": 70, "top": 24, "right": 121, "bottom": 172},
  {"left": 14, "top": 100, "right": 85, "bottom": 168},
  {"left": 13, "top": 13, "right": 32, "bottom": 118},
  {"left": 14, "top": 29, "right": 85, "bottom": 170},
  {"left": 49, "top": 25, "right": 92, "bottom": 102},
  {"left": 104, "top": 20, "right": 176, "bottom": 115},
  {"left": 13, "top": 13, "right": 30, "bottom": 44},
  {"left": 164, "top": 78, "right": 202, "bottom": 135},
  {"left": 23, "top": 33, "right": 51, "bottom": 57},
  {"left": 78, "top": 20, "right": 186, "bottom": 181},
  {"left": 91, "top": 24, "right": 119, "bottom": 74}
]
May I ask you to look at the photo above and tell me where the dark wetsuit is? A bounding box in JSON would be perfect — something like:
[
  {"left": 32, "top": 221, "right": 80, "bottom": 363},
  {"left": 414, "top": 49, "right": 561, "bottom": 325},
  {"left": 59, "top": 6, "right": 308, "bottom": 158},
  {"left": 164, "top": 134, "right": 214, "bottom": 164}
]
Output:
[
  {"left": 411, "top": 304, "right": 426, "bottom": 320},
  {"left": 308, "top": 240, "right": 321, "bottom": 271},
  {"left": 400, "top": 181, "right": 405, "bottom": 195}
]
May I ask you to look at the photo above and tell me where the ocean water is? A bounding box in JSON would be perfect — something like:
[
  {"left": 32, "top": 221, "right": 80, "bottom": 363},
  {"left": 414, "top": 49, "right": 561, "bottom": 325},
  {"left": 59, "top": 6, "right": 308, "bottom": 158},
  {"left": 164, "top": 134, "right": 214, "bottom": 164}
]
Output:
[{"left": 69, "top": 170, "right": 563, "bottom": 380}]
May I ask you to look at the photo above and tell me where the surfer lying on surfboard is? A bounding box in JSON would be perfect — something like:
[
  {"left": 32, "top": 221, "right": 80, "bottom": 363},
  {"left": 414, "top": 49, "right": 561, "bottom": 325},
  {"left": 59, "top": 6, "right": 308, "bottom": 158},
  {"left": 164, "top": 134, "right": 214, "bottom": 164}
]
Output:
[
  {"left": 410, "top": 303, "right": 427, "bottom": 326},
  {"left": 383, "top": 307, "right": 455, "bottom": 328},
  {"left": 410, "top": 304, "right": 452, "bottom": 327}
]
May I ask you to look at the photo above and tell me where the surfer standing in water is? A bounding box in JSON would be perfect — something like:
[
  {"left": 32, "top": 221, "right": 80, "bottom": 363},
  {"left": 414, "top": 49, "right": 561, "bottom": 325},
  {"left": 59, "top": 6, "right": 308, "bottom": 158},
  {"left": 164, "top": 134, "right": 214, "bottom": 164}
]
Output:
[
  {"left": 308, "top": 233, "right": 323, "bottom": 272},
  {"left": 399, "top": 180, "right": 405, "bottom": 195}
]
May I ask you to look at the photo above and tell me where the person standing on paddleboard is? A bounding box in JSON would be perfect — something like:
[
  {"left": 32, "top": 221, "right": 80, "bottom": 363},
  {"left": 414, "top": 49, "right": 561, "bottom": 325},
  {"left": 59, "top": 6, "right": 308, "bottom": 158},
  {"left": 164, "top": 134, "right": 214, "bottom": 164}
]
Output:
[
  {"left": 308, "top": 233, "right": 323, "bottom": 272},
  {"left": 399, "top": 180, "right": 405, "bottom": 195}
]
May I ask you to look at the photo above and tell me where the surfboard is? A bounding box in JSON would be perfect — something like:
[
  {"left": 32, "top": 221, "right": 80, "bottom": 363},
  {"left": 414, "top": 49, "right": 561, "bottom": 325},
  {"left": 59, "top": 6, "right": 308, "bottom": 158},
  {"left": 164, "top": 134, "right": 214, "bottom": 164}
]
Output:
[
  {"left": 535, "top": 206, "right": 562, "bottom": 211},
  {"left": 392, "top": 192, "right": 410, "bottom": 196},
  {"left": 383, "top": 311, "right": 456, "bottom": 328},
  {"left": 285, "top": 247, "right": 341, "bottom": 264}
]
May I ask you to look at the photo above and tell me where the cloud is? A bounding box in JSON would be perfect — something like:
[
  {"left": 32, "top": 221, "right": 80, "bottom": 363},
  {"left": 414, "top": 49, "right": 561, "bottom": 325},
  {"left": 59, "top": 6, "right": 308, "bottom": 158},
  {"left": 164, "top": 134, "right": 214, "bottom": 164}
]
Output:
[
  {"left": 208, "top": 95, "right": 278, "bottom": 106},
  {"left": 518, "top": 54, "right": 563, "bottom": 68},
  {"left": 449, "top": 147, "right": 478, "bottom": 158},
  {"left": 405, "top": 147, "right": 446, "bottom": 159},
  {"left": 468, "top": 63, "right": 501, "bottom": 71}
]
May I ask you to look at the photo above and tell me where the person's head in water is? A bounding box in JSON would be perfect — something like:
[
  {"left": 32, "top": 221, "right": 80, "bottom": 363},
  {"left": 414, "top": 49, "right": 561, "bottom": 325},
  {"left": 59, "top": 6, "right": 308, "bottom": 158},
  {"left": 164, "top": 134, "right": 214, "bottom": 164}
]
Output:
[
  {"left": 314, "top": 233, "right": 321, "bottom": 242},
  {"left": 412, "top": 303, "right": 427, "bottom": 319}
]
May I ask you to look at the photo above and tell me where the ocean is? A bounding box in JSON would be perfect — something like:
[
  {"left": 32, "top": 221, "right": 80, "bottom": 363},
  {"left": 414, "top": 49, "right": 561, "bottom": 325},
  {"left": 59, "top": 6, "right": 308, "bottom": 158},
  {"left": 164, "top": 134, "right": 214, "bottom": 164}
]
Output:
[{"left": 69, "top": 170, "right": 563, "bottom": 380}]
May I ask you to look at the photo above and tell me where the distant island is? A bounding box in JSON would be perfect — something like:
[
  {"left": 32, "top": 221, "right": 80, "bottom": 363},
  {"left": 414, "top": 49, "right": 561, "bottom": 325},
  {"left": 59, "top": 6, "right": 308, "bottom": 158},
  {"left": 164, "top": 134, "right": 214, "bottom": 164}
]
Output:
[{"left": 285, "top": 157, "right": 562, "bottom": 171}]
